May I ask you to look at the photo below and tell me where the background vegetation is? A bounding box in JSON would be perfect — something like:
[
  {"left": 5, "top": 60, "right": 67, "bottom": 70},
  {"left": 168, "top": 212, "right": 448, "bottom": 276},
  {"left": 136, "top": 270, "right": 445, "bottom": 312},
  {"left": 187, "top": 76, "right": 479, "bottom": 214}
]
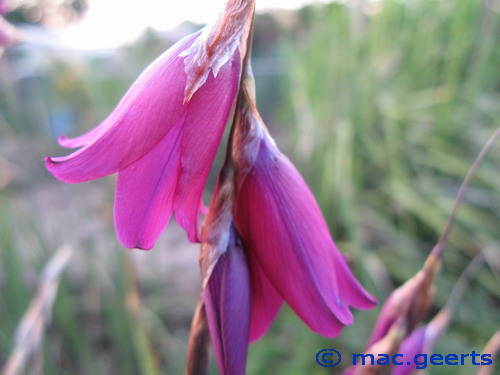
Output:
[{"left": 0, "top": 0, "right": 498, "bottom": 374}]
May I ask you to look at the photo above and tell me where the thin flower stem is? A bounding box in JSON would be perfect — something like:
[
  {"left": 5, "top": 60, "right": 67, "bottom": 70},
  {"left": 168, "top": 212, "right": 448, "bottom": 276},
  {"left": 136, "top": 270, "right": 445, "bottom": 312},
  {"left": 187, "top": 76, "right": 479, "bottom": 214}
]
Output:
[
  {"left": 444, "top": 245, "right": 490, "bottom": 313},
  {"left": 431, "top": 127, "right": 500, "bottom": 258}
]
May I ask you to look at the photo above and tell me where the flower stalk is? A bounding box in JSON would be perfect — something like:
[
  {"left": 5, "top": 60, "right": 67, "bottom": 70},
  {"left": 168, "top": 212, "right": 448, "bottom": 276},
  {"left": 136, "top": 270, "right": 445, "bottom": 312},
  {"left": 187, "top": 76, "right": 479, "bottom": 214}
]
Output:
[
  {"left": 185, "top": 300, "right": 211, "bottom": 375},
  {"left": 364, "top": 127, "right": 500, "bottom": 352}
]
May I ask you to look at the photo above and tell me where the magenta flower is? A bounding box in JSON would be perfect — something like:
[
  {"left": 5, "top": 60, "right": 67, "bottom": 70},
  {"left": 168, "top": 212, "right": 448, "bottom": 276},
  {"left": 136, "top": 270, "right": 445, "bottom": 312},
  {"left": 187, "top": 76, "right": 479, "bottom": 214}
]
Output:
[
  {"left": 233, "top": 125, "right": 377, "bottom": 339},
  {"left": 46, "top": 31, "right": 241, "bottom": 249}
]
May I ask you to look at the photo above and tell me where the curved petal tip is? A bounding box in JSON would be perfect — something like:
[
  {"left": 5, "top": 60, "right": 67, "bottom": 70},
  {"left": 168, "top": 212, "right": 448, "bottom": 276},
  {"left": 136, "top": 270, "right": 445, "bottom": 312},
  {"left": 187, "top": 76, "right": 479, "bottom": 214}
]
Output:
[
  {"left": 57, "top": 135, "right": 73, "bottom": 148},
  {"left": 44, "top": 156, "right": 79, "bottom": 184}
]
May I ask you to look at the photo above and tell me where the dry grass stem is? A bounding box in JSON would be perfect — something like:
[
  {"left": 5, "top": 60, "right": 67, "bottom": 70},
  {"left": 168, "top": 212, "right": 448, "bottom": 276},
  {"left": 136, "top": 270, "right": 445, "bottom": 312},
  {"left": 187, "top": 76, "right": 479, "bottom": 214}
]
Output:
[{"left": 1, "top": 246, "right": 73, "bottom": 375}]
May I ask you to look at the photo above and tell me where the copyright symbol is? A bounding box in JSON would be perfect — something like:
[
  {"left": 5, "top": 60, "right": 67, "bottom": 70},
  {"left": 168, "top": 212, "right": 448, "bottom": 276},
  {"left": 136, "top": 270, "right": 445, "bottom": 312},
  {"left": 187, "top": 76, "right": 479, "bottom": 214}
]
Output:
[{"left": 316, "top": 349, "right": 342, "bottom": 367}]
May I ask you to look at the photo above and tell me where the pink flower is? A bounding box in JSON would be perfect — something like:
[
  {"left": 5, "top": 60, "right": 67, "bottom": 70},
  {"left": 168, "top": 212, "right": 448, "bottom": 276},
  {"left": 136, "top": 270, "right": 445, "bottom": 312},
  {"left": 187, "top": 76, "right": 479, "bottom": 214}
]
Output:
[
  {"left": 233, "top": 127, "right": 377, "bottom": 339},
  {"left": 45, "top": 31, "right": 241, "bottom": 249}
]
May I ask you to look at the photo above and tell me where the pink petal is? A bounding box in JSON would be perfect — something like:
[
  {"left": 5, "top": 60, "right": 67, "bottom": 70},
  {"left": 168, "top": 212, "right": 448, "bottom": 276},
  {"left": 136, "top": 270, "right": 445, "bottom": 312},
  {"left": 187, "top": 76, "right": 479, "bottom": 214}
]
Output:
[
  {"left": 247, "top": 251, "right": 283, "bottom": 342},
  {"left": 113, "top": 116, "right": 184, "bottom": 250},
  {"left": 234, "top": 136, "right": 376, "bottom": 338},
  {"left": 173, "top": 51, "right": 240, "bottom": 242},
  {"left": 45, "top": 32, "right": 200, "bottom": 183},
  {"left": 204, "top": 228, "right": 250, "bottom": 375},
  {"left": 334, "top": 251, "right": 378, "bottom": 309},
  {"left": 57, "top": 124, "right": 108, "bottom": 148}
]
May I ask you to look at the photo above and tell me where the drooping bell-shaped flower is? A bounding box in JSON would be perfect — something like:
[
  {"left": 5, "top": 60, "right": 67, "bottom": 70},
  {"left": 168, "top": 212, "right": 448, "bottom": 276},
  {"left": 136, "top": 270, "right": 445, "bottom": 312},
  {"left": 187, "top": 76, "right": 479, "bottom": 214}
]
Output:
[
  {"left": 45, "top": 0, "right": 256, "bottom": 249},
  {"left": 231, "top": 76, "right": 376, "bottom": 340}
]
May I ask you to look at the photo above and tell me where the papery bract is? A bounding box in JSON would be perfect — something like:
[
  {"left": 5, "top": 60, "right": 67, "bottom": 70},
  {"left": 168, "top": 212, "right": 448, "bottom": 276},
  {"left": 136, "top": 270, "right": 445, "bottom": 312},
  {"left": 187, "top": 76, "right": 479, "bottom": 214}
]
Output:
[
  {"left": 181, "top": 0, "right": 255, "bottom": 101},
  {"left": 46, "top": 31, "right": 241, "bottom": 249}
]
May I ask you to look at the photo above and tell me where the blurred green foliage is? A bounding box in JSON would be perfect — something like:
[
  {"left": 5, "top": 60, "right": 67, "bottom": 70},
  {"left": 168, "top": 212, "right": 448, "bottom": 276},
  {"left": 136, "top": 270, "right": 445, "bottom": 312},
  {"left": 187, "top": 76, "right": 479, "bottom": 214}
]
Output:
[{"left": 0, "top": 0, "right": 499, "bottom": 374}]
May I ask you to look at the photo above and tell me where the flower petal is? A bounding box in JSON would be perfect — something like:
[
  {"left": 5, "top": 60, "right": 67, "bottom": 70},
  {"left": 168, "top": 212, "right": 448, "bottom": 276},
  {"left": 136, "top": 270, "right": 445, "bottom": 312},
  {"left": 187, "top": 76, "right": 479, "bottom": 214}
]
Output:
[
  {"left": 113, "top": 116, "right": 184, "bottom": 250},
  {"left": 57, "top": 124, "right": 108, "bottom": 149},
  {"left": 334, "top": 251, "right": 378, "bottom": 309},
  {"left": 173, "top": 51, "right": 240, "bottom": 242},
  {"left": 204, "top": 230, "right": 250, "bottom": 375},
  {"left": 45, "top": 32, "right": 200, "bottom": 183},
  {"left": 235, "top": 135, "right": 376, "bottom": 337},
  {"left": 248, "top": 251, "right": 283, "bottom": 342}
]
